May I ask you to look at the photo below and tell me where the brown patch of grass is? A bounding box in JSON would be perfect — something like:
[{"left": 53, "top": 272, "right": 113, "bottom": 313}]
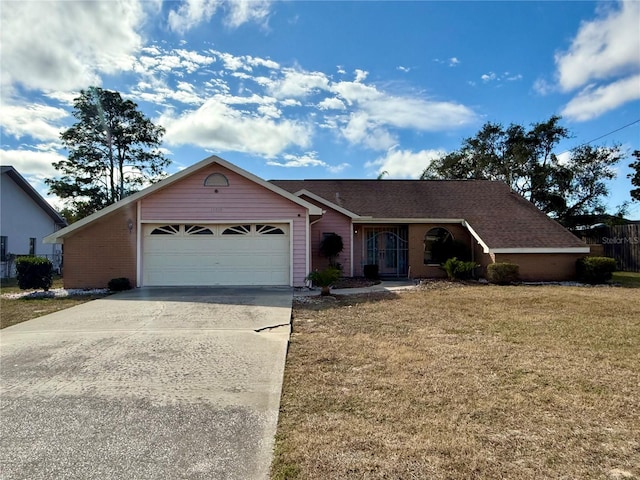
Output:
[
  {"left": 0, "top": 295, "right": 106, "bottom": 329},
  {"left": 0, "top": 276, "right": 64, "bottom": 293},
  {"left": 272, "top": 284, "right": 640, "bottom": 480}
]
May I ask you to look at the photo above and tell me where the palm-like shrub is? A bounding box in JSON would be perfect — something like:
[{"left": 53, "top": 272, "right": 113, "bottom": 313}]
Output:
[{"left": 306, "top": 267, "right": 341, "bottom": 296}]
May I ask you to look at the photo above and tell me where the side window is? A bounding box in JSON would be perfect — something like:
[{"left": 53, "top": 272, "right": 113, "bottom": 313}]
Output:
[
  {"left": 424, "top": 228, "right": 453, "bottom": 265},
  {"left": 29, "top": 237, "right": 36, "bottom": 255},
  {"left": 0, "top": 236, "right": 7, "bottom": 261}
]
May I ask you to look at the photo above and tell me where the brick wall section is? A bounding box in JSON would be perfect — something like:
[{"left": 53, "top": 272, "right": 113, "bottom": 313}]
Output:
[
  {"left": 493, "top": 252, "right": 584, "bottom": 281},
  {"left": 63, "top": 205, "right": 137, "bottom": 289}
]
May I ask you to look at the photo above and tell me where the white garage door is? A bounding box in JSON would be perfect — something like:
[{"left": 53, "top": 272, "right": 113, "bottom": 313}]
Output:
[{"left": 143, "top": 223, "right": 290, "bottom": 286}]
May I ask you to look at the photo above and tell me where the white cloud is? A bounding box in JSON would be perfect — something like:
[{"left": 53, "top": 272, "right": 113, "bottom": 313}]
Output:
[
  {"left": 167, "top": 0, "right": 273, "bottom": 33},
  {"left": 449, "top": 57, "right": 460, "bottom": 67},
  {"left": 555, "top": 1, "right": 640, "bottom": 91},
  {"left": 0, "top": 0, "right": 144, "bottom": 92},
  {"left": 365, "top": 148, "right": 446, "bottom": 178},
  {"left": 0, "top": 104, "right": 68, "bottom": 142},
  {"left": 317, "top": 97, "right": 346, "bottom": 110},
  {"left": 561, "top": 74, "right": 640, "bottom": 121},
  {"left": 329, "top": 75, "right": 476, "bottom": 150},
  {"left": 267, "top": 152, "right": 326, "bottom": 168},
  {"left": 268, "top": 69, "right": 330, "bottom": 99},
  {"left": 533, "top": 78, "right": 554, "bottom": 95},
  {"left": 554, "top": 1, "right": 640, "bottom": 120},
  {"left": 0, "top": 148, "right": 65, "bottom": 178},
  {"left": 354, "top": 69, "right": 368, "bottom": 82},
  {"left": 397, "top": 66, "right": 411, "bottom": 73},
  {"left": 267, "top": 152, "right": 349, "bottom": 173},
  {"left": 225, "top": 0, "right": 272, "bottom": 28},
  {"left": 341, "top": 112, "right": 396, "bottom": 151},
  {"left": 159, "top": 98, "right": 311, "bottom": 157},
  {"left": 168, "top": 0, "right": 221, "bottom": 33},
  {"left": 481, "top": 72, "right": 497, "bottom": 82}
]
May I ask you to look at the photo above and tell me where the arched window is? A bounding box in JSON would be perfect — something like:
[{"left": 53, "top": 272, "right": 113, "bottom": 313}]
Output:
[
  {"left": 204, "top": 173, "right": 229, "bottom": 187},
  {"left": 424, "top": 227, "right": 453, "bottom": 265}
]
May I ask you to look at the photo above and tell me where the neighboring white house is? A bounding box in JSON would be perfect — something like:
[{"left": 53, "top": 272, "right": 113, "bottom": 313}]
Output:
[{"left": 0, "top": 166, "right": 67, "bottom": 277}]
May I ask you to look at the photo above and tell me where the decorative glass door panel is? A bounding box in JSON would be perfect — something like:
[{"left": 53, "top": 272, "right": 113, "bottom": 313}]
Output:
[{"left": 365, "top": 227, "right": 408, "bottom": 276}]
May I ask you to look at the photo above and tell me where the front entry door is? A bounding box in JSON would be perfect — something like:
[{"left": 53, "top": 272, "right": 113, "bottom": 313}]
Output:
[{"left": 365, "top": 227, "right": 408, "bottom": 277}]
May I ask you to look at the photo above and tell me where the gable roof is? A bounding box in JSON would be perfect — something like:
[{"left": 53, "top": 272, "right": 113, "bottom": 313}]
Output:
[
  {"left": 270, "top": 179, "right": 588, "bottom": 252},
  {"left": 45, "top": 155, "right": 322, "bottom": 244},
  {"left": 1, "top": 166, "right": 67, "bottom": 227}
]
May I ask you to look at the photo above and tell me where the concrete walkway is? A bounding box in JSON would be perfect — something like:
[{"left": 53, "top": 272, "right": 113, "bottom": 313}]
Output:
[
  {"left": 0, "top": 287, "right": 292, "bottom": 480},
  {"left": 294, "top": 279, "right": 418, "bottom": 297}
]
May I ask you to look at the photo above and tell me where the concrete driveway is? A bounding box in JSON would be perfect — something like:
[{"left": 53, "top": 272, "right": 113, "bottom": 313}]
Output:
[{"left": 0, "top": 287, "right": 292, "bottom": 480}]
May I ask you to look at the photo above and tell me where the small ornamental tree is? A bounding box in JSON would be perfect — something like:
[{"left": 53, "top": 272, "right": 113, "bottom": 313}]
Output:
[{"left": 319, "top": 233, "right": 344, "bottom": 268}]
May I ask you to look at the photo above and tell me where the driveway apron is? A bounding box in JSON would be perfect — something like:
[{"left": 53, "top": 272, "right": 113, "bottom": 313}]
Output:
[{"left": 0, "top": 287, "right": 292, "bottom": 480}]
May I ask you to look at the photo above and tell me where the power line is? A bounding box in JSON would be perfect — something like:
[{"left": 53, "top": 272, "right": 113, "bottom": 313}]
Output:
[{"left": 575, "top": 118, "right": 640, "bottom": 149}]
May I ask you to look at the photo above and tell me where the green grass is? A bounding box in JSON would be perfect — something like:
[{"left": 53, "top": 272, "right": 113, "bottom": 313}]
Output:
[{"left": 612, "top": 271, "right": 640, "bottom": 287}]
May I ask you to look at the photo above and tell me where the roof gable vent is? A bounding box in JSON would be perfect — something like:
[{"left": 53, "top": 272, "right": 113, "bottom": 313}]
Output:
[{"left": 204, "top": 173, "right": 229, "bottom": 187}]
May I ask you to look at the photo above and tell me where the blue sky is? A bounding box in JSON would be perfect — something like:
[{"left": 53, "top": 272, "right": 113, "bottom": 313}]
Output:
[{"left": 1, "top": 0, "right": 639, "bottom": 217}]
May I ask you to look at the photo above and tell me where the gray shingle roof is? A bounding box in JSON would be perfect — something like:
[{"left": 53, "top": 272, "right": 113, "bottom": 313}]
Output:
[{"left": 270, "top": 179, "right": 586, "bottom": 250}]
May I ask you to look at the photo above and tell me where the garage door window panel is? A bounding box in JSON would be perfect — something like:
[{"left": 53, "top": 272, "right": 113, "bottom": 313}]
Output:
[
  {"left": 222, "top": 225, "right": 251, "bottom": 235},
  {"left": 185, "top": 225, "right": 214, "bottom": 235},
  {"left": 256, "top": 224, "right": 286, "bottom": 235},
  {"left": 151, "top": 225, "right": 180, "bottom": 235}
]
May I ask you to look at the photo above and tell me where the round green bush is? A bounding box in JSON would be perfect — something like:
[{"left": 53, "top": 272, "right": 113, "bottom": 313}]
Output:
[
  {"left": 487, "top": 262, "right": 520, "bottom": 285},
  {"left": 15, "top": 256, "right": 53, "bottom": 291}
]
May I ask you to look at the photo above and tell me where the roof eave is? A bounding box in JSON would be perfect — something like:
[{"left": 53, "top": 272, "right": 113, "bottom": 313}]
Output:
[
  {"left": 3, "top": 167, "right": 67, "bottom": 227},
  {"left": 352, "top": 218, "right": 466, "bottom": 224},
  {"left": 490, "top": 247, "right": 590, "bottom": 254},
  {"left": 293, "top": 189, "right": 360, "bottom": 218},
  {"left": 43, "top": 155, "right": 322, "bottom": 243}
]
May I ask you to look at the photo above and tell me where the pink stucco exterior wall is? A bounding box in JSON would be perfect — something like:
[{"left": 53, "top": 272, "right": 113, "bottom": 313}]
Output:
[
  {"left": 140, "top": 165, "right": 309, "bottom": 286},
  {"left": 301, "top": 196, "right": 353, "bottom": 276}
]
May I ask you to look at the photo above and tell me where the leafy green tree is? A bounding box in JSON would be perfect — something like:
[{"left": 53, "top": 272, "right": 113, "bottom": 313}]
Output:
[
  {"left": 47, "top": 87, "right": 170, "bottom": 220},
  {"left": 629, "top": 150, "right": 640, "bottom": 202},
  {"left": 422, "top": 116, "right": 622, "bottom": 227}
]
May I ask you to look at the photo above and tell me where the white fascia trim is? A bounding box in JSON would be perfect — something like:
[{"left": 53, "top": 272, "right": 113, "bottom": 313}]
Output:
[
  {"left": 462, "top": 221, "right": 491, "bottom": 253},
  {"left": 43, "top": 155, "right": 322, "bottom": 244},
  {"left": 293, "top": 189, "right": 360, "bottom": 219},
  {"left": 491, "top": 247, "right": 590, "bottom": 254},
  {"left": 305, "top": 212, "right": 311, "bottom": 285},
  {"left": 352, "top": 218, "right": 465, "bottom": 224},
  {"left": 136, "top": 201, "right": 142, "bottom": 288},
  {"left": 139, "top": 219, "right": 295, "bottom": 225}
]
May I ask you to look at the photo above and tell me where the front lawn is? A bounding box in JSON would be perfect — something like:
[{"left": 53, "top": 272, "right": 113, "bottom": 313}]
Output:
[
  {"left": 0, "top": 277, "right": 108, "bottom": 329},
  {"left": 0, "top": 295, "right": 107, "bottom": 329},
  {"left": 272, "top": 283, "right": 640, "bottom": 479}
]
